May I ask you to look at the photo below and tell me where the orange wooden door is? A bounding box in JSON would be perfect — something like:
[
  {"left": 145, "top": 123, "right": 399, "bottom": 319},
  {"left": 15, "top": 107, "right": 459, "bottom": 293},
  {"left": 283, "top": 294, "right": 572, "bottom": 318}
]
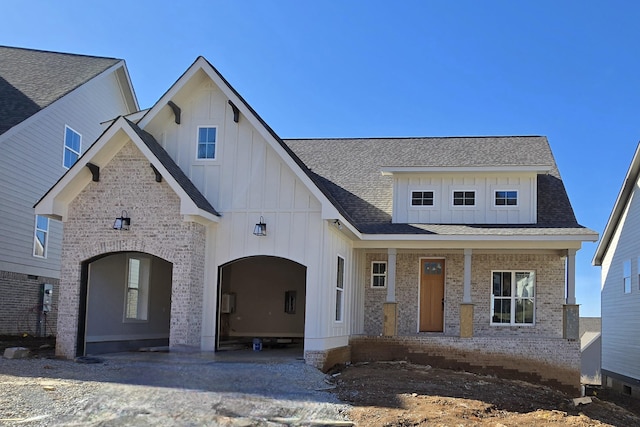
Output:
[{"left": 419, "top": 259, "right": 445, "bottom": 332}]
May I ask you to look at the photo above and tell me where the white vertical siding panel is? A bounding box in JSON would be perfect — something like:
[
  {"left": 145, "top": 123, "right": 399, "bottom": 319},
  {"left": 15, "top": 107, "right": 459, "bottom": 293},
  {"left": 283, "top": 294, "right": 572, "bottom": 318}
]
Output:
[{"left": 248, "top": 135, "right": 266, "bottom": 210}]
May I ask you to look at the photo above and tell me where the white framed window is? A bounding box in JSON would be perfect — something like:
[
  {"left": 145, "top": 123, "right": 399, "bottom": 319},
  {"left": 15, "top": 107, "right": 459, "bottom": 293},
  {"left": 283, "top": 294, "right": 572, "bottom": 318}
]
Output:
[
  {"left": 371, "top": 261, "right": 387, "bottom": 288},
  {"left": 196, "top": 126, "right": 217, "bottom": 159},
  {"left": 452, "top": 190, "right": 475, "bottom": 206},
  {"left": 491, "top": 271, "right": 535, "bottom": 325},
  {"left": 335, "top": 255, "right": 345, "bottom": 322},
  {"left": 494, "top": 190, "right": 518, "bottom": 206},
  {"left": 63, "top": 125, "right": 81, "bottom": 169},
  {"left": 33, "top": 215, "right": 49, "bottom": 258},
  {"left": 124, "top": 256, "right": 150, "bottom": 321},
  {"left": 624, "top": 260, "right": 631, "bottom": 294},
  {"left": 411, "top": 191, "right": 435, "bottom": 206}
]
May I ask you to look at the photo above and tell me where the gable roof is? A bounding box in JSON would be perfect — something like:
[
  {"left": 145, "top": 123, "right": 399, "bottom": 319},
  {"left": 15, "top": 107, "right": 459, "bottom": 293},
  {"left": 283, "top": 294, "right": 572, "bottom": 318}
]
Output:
[
  {"left": 35, "top": 116, "right": 219, "bottom": 222},
  {"left": 0, "top": 46, "right": 125, "bottom": 135},
  {"left": 593, "top": 141, "right": 640, "bottom": 266},
  {"left": 285, "top": 136, "right": 591, "bottom": 236}
]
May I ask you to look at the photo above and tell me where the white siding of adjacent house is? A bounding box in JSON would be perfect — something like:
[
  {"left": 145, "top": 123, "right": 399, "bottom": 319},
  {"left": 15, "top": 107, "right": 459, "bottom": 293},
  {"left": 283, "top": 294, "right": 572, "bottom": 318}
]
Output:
[
  {"left": 0, "top": 67, "right": 134, "bottom": 278},
  {"left": 392, "top": 172, "right": 537, "bottom": 224},
  {"left": 600, "top": 177, "right": 640, "bottom": 381},
  {"left": 148, "top": 71, "right": 360, "bottom": 352}
]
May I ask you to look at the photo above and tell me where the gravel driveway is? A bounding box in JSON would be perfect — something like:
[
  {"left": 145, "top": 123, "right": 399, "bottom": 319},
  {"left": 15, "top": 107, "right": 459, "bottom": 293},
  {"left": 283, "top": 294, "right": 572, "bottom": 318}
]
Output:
[{"left": 0, "top": 348, "right": 351, "bottom": 426}]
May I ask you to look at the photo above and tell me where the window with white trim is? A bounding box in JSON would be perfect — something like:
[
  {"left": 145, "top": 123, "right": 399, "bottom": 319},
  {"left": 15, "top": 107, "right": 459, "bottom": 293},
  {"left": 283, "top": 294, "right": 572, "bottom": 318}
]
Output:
[
  {"left": 335, "top": 256, "right": 345, "bottom": 321},
  {"left": 495, "top": 190, "right": 518, "bottom": 206},
  {"left": 453, "top": 190, "right": 475, "bottom": 206},
  {"left": 33, "top": 215, "right": 49, "bottom": 258},
  {"left": 491, "top": 271, "right": 535, "bottom": 325},
  {"left": 624, "top": 260, "right": 631, "bottom": 294},
  {"left": 196, "top": 126, "right": 217, "bottom": 159},
  {"left": 124, "top": 256, "right": 150, "bottom": 321},
  {"left": 63, "top": 126, "right": 81, "bottom": 169},
  {"left": 411, "top": 191, "right": 434, "bottom": 206},
  {"left": 371, "top": 261, "right": 387, "bottom": 288}
]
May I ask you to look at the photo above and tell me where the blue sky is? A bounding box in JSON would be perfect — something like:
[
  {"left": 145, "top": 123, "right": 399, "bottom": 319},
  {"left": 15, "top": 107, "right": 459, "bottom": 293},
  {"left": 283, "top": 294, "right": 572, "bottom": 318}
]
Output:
[{"left": 4, "top": 1, "right": 640, "bottom": 316}]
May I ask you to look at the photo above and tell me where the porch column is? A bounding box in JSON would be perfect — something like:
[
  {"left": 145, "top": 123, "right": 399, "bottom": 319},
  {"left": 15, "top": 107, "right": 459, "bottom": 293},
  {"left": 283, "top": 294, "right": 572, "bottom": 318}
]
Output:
[
  {"left": 563, "top": 249, "right": 579, "bottom": 340},
  {"left": 383, "top": 248, "right": 398, "bottom": 336},
  {"left": 460, "top": 248, "right": 474, "bottom": 338}
]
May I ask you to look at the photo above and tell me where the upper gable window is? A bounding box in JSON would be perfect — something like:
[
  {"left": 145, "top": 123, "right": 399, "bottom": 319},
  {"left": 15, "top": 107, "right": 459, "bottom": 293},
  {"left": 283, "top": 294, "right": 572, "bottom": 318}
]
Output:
[
  {"left": 411, "top": 191, "right": 434, "bottom": 206},
  {"left": 453, "top": 191, "right": 475, "bottom": 206},
  {"left": 63, "top": 126, "right": 81, "bottom": 169},
  {"left": 495, "top": 190, "right": 518, "bottom": 206},
  {"left": 196, "top": 127, "right": 217, "bottom": 160}
]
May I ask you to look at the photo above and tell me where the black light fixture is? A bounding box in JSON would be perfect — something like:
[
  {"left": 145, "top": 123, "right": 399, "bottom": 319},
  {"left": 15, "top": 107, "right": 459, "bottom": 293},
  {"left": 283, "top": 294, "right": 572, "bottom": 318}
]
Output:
[
  {"left": 113, "top": 210, "right": 131, "bottom": 230},
  {"left": 253, "top": 216, "right": 266, "bottom": 236},
  {"left": 334, "top": 219, "right": 343, "bottom": 230}
]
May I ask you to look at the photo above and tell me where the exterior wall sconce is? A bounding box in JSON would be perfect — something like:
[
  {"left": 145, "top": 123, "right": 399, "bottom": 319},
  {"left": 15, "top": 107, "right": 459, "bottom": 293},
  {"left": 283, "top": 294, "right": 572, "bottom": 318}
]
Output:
[
  {"left": 334, "top": 220, "right": 343, "bottom": 230},
  {"left": 253, "top": 216, "right": 267, "bottom": 236},
  {"left": 113, "top": 210, "right": 131, "bottom": 230}
]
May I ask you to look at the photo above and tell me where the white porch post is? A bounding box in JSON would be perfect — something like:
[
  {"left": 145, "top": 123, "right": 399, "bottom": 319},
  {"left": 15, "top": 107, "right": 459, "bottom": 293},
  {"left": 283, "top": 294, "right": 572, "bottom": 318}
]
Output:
[
  {"left": 460, "top": 248, "right": 474, "bottom": 338},
  {"left": 563, "top": 248, "right": 579, "bottom": 340},
  {"left": 386, "top": 248, "right": 397, "bottom": 302},
  {"left": 565, "top": 249, "right": 577, "bottom": 305},
  {"left": 383, "top": 248, "right": 398, "bottom": 336},
  {"left": 463, "top": 248, "right": 472, "bottom": 303}
]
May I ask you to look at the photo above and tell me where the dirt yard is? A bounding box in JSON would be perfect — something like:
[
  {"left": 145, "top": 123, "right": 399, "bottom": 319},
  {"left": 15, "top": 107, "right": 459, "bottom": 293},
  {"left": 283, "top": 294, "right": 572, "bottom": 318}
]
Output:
[
  {"left": 332, "top": 361, "right": 640, "bottom": 426},
  {"left": 4, "top": 336, "right": 640, "bottom": 426}
]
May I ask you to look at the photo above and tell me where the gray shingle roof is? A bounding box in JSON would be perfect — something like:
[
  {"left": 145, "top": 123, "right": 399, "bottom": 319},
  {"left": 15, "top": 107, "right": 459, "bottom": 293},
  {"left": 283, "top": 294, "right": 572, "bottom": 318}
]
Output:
[
  {"left": 284, "top": 136, "right": 586, "bottom": 234},
  {"left": 0, "top": 46, "right": 120, "bottom": 135},
  {"left": 124, "top": 119, "right": 220, "bottom": 217}
]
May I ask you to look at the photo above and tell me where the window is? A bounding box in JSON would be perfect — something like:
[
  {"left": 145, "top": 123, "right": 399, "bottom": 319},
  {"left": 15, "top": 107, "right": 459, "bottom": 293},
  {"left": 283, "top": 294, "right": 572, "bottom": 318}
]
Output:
[
  {"left": 411, "top": 191, "right": 434, "bottom": 206},
  {"left": 453, "top": 191, "right": 475, "bottom": 206},
  {"left": 371, "top": 261, "right": 387, "bottom": 288},
  {"left": 624, "top": 260, "right": 631, "bottom": 294},
  {"left": 197, "top": 127, "right": 217, "bottom": 159},
  {"left": 491, "top": 271, "right": 535, "bottom": 325},
  {"left": 335, "top": 256, "right": 345, "bottom": 321},
  {"left": 495, "top": 190, "right": 518, "bottom": 206},
  {"left": 125, "top": 257, "right": 150, "bottom": 321},
  {"left": 33, "top": 215, "right": 49, "bottom": 257},
  {"left": 63, "top": 126, "right": 81, "bottom": 168}
]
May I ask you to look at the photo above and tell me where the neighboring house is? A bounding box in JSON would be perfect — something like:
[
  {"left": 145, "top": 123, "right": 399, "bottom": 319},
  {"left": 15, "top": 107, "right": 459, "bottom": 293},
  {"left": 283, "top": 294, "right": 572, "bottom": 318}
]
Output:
[
  {"left": 35, "top": 56, "right": 597, "bottom": 393},
  {"left": 593, "top": 142, "right": 640, "bottom": 397},
  {"left": 579, "top": 317, "right": 601, "bottom": 385},
  {"left": 0, "top": 46, "right": 138, "bottom": 336}
]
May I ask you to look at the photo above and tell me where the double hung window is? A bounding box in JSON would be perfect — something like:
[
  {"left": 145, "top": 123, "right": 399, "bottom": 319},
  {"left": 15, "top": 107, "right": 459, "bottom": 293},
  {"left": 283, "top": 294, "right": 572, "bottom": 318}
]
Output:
[
  {"left": 491, "top": 271, "right": 535, "bottom": 325},
  {"left": 63, "top": 126, "right": 81, "bottom": 169}
]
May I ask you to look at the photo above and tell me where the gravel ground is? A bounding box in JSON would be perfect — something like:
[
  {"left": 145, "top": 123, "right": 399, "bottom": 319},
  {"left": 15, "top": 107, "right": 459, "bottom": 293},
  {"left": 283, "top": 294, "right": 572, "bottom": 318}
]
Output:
[{"left": 0, "top": 349, "right": 351, "bottom": 426}]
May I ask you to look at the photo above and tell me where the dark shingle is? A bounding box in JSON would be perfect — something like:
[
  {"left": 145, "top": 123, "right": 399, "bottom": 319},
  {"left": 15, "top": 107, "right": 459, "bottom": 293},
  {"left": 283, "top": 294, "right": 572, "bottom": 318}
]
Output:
[
  {"left": 285, "top": 136, "right": 584, "bottom": 233},
  {"left": 0, "top": 46, "right": 120, "bottom": 134}
]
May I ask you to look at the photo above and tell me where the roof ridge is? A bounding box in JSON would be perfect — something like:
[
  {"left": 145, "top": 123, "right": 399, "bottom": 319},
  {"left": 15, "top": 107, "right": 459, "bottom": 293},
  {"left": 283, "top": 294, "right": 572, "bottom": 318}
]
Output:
[
  {"left": 0, "top": 45, "right": 122, "bottom": 61},
  {"left": 283, "top": 135, "right": 546, "bottom": 141}
]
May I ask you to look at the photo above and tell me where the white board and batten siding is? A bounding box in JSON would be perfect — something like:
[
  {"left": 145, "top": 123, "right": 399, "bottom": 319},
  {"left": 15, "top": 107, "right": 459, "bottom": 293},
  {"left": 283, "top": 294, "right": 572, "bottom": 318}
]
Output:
[
  {"left": 0, "top": 68, "right": 134, "bottom": 278},
  {"left": 600, "top": 178, "right": 640, "bottom": 382},
  {"left": 392, "top": 173, "right": 537, "bottom": 224},
  {"left": 148, "top": 74, "right": 360, "bottom": 350}
]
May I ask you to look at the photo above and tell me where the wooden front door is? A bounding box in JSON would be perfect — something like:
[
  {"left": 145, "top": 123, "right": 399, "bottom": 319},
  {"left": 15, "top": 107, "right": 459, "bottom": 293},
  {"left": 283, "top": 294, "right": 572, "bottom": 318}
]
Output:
[{"left": 419, "top": 259, "right": 445, "bottom": 332}]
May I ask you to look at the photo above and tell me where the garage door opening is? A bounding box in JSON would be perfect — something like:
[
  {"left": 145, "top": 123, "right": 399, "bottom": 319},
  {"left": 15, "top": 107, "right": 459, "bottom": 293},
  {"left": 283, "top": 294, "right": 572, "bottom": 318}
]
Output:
[
  {"left": 217, "top": 256, "right": 306, "bottom": 353},
  {"left": 78, "top": 252, "right": 172, "bottom": 356}
]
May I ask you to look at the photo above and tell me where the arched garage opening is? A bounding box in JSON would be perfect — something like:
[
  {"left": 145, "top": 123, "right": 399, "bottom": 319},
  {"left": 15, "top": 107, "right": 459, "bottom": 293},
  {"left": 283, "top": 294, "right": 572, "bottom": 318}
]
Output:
[
  {"left": 78, "top": 252, "right": 173, "bottom": 356},
  {"left": 217, "top": 256, "right": 306, "bottom": 352}
]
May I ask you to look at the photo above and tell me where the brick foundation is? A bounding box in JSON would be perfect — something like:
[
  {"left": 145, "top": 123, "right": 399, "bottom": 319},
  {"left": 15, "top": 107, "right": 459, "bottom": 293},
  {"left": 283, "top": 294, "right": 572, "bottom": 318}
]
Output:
[
  {"left": 305, "top": 345, "right": 352, "bottom": 372},
  {"left": 350, "top": 336, "right": 581, "bottom": 394},
  {"left": 0, "top": 270, "right": 58, "bottom": 336}
]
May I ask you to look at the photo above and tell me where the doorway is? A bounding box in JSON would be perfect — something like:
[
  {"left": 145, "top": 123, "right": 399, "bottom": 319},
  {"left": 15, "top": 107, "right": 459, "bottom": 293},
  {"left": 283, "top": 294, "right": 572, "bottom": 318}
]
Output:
[{"left": 419, "top": 258, "right": 445, "bottom": 332}]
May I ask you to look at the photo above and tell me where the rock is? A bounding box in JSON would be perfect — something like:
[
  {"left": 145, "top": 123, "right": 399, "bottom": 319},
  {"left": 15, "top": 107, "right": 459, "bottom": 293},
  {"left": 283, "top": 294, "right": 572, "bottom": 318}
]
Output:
[
  {"left": 3, "top": 347, "right": 30, "bottom": 359},
  {"left": 573, "top": 396, "right": 593, "bottom": 406}
]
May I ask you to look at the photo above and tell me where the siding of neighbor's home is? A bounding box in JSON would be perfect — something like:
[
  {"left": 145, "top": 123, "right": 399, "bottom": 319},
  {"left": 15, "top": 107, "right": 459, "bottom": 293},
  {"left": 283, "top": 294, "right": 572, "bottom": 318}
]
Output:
[
  {"left": 393, "top": 172, "right": 537, "bottom": 224},
  {"left": 363, "top": 251, "right": 564, "bottom": 337},
  {"left": 601, "top": 176, "right": 640, "bottom": 382},
  {"left": 0, "top": 69, "right": 132, "bottom": 279}
]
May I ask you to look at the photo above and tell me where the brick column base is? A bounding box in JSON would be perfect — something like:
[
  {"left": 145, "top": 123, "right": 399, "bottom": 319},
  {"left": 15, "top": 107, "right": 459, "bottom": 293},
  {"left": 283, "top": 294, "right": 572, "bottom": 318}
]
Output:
[{"left": 563, "top": 304, "right": 579, "bottom": 340}]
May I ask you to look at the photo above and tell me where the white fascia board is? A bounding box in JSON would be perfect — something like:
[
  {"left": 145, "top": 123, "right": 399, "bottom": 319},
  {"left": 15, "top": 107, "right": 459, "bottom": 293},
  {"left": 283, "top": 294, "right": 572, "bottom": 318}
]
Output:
[
  {"left": 352, "top": 236, "right": 590, "bottom": 250},
  {"left": 380, "top": 165, "right": 552, "bottom": 175},
  {"left": 112, "top": 61, "right": 140, "bottom": 112},
  {"left": 356, "top": 232, "right": 598, "bottom": 243}
]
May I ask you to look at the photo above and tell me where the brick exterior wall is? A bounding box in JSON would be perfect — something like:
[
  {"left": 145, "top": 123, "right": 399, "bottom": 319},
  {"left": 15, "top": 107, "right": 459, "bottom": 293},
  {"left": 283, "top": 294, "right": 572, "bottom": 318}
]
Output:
[
  {"left": 364, "top": 251, "right": 565, "bottom": 338},
  {"left": 0, "top": 271, "right": 58, "bottom": 336},
  {"left": 56, "top": 141, "right": 207, "bottom": 358},
  {"left": 305, "top": 345, "right": 351, "bottom": 372},
  {"left": 350, "top": 336, "right": 581, "bottom": 394}
]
